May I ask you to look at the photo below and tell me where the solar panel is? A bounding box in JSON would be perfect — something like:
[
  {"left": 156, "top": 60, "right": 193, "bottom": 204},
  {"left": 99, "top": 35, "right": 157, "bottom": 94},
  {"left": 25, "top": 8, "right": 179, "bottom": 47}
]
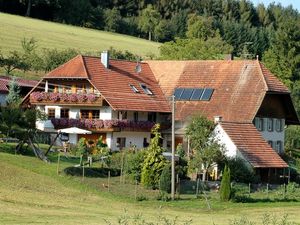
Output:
[
  {"left": 201, "top": 88, "right": 214, "bottom": 101},
  {"left": 180, "top": 88, "right": 194, "bottom": 100},
  {"left": 174, "top": 88, "right": 184, "bottom": 100},
  {"left": 190, "top": 88, "right": 204, "bottom": 100}
]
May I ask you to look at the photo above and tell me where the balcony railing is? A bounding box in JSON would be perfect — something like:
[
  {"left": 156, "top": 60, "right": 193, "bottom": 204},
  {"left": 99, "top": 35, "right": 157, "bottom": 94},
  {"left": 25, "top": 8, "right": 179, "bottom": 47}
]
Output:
[
  {"left": 50, "top": 118, "right": 161, "bottom": 132},
  {"left": 30, "top": 92, "right": 102, "bottom": 106}
]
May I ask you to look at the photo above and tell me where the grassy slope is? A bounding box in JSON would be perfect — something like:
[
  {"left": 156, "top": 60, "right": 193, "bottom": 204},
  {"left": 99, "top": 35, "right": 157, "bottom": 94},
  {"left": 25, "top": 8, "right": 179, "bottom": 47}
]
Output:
[
  {"left": 0, "top": 13, "right": 160, "bottom": 56},
  {"left": 1, "top": 151, "right": 300, "bottom": 224}
]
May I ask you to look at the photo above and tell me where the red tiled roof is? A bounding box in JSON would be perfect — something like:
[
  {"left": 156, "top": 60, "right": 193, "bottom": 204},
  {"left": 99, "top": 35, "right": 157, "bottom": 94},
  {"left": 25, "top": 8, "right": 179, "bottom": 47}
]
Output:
[
  {"left": 148, "top": 60, "right": 267, "bottom": 122},
  {"left": 220, "top": 122, "right": 288, "bottom": 168},
  {"left": 43, "top": 55, "right": 170, "bottom": 113},
  {"left": 45, "top": 55, "right": 88, "bottom": 79},
  {"left": 258, "top": 62, "right": 289, "bottom": 93},
  {"left": 0, "top": 75, "right": 38, "bottom": 93}
]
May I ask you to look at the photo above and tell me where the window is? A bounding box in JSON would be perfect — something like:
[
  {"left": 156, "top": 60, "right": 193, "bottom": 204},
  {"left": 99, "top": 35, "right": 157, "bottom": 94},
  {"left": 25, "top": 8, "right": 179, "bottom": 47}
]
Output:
[
  {"left": 60, "top": 108, "right": 69, "bottom": 118},
  {"left": 140, "top": 84, "right": 153, "bottom": 95},
  {"left": 275, "top": 119, "right": 283, "bottom": 132},
  {"left": 129, "top": 84, "right": 139, "bottom": 93},
  {"left": 254, "top": 117, "right": 264, "bottom": 131},
  {"left": 80, "top": 110, "right": 100, "bottom": 119},
  {"left": 118, "top": 111, "right": 127, "bottom": 120},
  {"left": 267, "top": 118, "right": 273, "bottom": 132},
  {"left": 117, "top": 137, "right": 126, "bottom": 150},
  {"left": 134, "top": 111, "right": 138, "bottom": 122},
  {"left": 268, "top": 140, "right": 273, "bottom": 149},
  {"left": 180, "top": 89, "right": 194, "bottom": 100},
  {"left": 48, "top": 108, "right": 55, "bottom": 119},
  {"left": 148, "top": 112, "right": 156, "bottom": 122},
  {"left": 276, "top": 141, "right": 282, "bottom": 153}
]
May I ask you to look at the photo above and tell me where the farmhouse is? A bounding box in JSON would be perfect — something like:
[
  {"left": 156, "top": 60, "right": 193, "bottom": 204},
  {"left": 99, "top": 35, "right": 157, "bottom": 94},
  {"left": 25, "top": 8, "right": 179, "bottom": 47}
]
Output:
[{"left": 23, "top": 52, "right": 299, "bottom": 181}]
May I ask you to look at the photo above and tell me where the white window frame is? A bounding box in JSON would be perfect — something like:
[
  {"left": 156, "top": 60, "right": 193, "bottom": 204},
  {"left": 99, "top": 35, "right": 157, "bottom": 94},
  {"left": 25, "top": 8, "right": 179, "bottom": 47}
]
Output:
[
  {"left": 255, "top": 117, "right": 264, "bottom": 131},
  {"left": 275, "top": 119, "right": 283, "bottom": 132},
  {"left": 268, "top": 140, "right": 273, "bottom": 149},
  {"left": 267, "top": 118, "right": 273, "bottom": 132}
]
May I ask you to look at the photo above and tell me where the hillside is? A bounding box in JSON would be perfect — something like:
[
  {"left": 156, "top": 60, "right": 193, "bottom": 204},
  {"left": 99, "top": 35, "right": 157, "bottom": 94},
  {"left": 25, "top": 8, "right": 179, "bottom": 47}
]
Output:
[
  {"left": 1, "top": 149, "right": 300, "bottom": 224},
  {"left": 0, "top": 13, "right": 160, "bottom": 57}
]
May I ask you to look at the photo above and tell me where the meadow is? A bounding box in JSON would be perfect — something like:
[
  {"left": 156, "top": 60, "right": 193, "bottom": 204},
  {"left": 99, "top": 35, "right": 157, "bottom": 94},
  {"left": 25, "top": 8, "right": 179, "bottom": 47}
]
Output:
[
  {"left": 0, "top": 13, "right": 160, "bottom": 57},
  {"left": 1, "top": 144, "right": 300, "bottom": 225}
]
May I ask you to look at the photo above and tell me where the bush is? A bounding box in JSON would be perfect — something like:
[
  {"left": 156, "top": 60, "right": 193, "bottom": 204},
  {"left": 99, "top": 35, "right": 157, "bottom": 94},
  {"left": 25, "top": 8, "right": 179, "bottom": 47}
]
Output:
[
  {"left": 74, "top": 137, "right": 88, "bottom": 156},
  {"left": 124, "top": 149, "right": 146, "bottom": 182},
  {"left": 159, "top": 163, "right": 171, "bottom": 194},
  {"left": 220, "top": 165, "right": 231, "bottom": 201},
  {"left": 227, "top": 158, "right": 259, "bottom": 183}
]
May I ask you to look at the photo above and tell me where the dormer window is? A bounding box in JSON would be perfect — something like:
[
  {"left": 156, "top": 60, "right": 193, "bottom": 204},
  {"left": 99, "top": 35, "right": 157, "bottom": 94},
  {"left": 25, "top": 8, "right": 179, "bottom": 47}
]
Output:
[
  {"left": 129, "top": 84, "right": 139, "bottom": 93},
  {"left": 140, "top": 84, "right": 153, "bottom": 95}
]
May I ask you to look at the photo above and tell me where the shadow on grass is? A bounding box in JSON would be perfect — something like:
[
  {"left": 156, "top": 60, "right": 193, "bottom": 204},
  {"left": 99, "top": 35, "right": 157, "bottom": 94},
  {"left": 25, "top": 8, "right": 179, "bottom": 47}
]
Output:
[
  {"left": 64, "top": 167, "right": 120, "bottom": 178},
  {"left": 232, "top": 195, "right": 299, "bottom": 203}
]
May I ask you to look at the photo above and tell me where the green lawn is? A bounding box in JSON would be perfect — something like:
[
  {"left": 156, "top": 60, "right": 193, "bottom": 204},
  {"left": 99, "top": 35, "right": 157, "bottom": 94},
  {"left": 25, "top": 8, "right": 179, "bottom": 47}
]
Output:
[
  {"left": 1, "top": 145, "right": 300, "bottom": 224},
  {"left": 0, "top": 13, "right": 160, "bottom": 57}
]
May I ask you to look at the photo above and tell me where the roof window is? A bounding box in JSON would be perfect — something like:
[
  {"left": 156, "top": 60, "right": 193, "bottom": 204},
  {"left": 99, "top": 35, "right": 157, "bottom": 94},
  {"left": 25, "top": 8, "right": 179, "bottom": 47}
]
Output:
[
  {"left": 129, "top": 84, "right": 139, "bottom": 93},
  {"left": 140, "top": 84, "right": 153, "bottom": 95}
]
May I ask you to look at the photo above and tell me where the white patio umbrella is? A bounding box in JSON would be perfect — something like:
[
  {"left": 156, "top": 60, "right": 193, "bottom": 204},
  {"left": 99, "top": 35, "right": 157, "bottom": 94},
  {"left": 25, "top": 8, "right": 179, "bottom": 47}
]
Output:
[{"left": 58, "top": 127, "right": 92, "bottom": 134}]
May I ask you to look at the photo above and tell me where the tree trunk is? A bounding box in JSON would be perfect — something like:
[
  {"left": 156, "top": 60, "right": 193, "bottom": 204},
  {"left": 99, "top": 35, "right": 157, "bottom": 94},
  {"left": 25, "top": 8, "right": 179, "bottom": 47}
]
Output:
[
  {"left": 202, "top": 169, "right": 207, "bottom": 182},
  {"left": 149, "top": 31, "right": 152, "bottom": 41},
  {"left": 25, "top": 0, "right": 32, "bottom": 17}
]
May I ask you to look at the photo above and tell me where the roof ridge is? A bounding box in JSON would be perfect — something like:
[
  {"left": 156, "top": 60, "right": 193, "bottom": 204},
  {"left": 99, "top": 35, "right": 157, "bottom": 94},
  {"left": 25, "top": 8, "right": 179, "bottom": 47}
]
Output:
[
  {"left": 80, "top": 55, "right": 89, "bottom": 78},
  {"left": 256, "top": 60, "right": 269, "bottom": 91}
]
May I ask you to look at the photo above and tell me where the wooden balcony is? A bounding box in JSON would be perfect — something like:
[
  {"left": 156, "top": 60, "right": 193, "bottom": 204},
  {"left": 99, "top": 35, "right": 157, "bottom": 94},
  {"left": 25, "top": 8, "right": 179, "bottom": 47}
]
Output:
[
  {"left": 50, "top": 118, "right": 164, "bottom": 132},
  {"left": 30, "top": 92, "right": 103, "bottom": 106}
]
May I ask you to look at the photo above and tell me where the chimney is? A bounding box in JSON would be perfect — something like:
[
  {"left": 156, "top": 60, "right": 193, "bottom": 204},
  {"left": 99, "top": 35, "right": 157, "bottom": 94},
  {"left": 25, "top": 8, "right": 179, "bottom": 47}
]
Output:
[
  {"left": 224, "top": 54, "right": 233, "bottom": 60},
  {"left": 214, "top": 116, "right": 222, "bottom": 124},
  {"left": 101, "top": 50, "right": 109, "bottom": 68}
]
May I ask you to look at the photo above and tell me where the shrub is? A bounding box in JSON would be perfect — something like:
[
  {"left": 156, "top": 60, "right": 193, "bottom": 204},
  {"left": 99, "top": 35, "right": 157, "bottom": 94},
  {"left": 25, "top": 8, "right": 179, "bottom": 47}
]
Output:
[
  {"left": 141, "top": 124, "right": 167, "bottom": 189},
  {"left": 227, "top": 158, "right": 259, "bottom": 183},
  {"left": 159, "top": 163, "right": 171, "bottom": 194},
  {"left": 74, "top": 137, "right": 88, "bottom": 157},
  {"left": 124, "top": 149, "right": 146, "bottom": 182},
  {"left": 220, "top": 165, "right": 231, "bottom": 201}
]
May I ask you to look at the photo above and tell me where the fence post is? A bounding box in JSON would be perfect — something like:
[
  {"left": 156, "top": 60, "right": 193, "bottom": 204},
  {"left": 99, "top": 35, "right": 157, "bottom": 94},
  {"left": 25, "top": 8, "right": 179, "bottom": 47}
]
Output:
[
  {"left": 177, "top": 178, "right": 181, "bottom": 199},
  {"left": 248, "top": 183, "right": 251, "bottom": 196},
  {"left": 267, "top": 183, "right": 269, "bottom": 197},
  {"left": 107, "top": 170, "right": 110, "bottom": 192},
  {"left": 82, "top": 164, "right": 85, "bottom": 181},
  {"left": 56, "top": 152, "right": 61, "bottom": 175},
  {"left": 135, "top": 180, "right": 138, "bottom": 200},
  {"left": 196, "top": 178, "right": 200, "bottom": 198}
]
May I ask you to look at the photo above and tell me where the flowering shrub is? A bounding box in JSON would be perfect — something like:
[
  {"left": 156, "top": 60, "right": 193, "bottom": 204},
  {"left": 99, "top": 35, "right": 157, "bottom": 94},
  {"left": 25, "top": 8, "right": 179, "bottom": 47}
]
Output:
[
  {"left": 50, "top": 118, "right": 157, "bottom": 131},
  {"left": 30, "top": 92, "right": 99, "bottom": 103},
  {"left": 77, "top": 94, "right": 88, "bottom": 102},
  {"left": 31, "top": 92, "right": 44, "bottom": 101},
  {"left": 69, "top": 93, "right": 78, "bottom": 102},
  {"left": 60, "top": 93, "right": 69, "bottom": 102},
  {"left": 48, "top": 92, "right": 60, "bottom": 102},
  {"left": 87, "top": 94, "right": 97, "bottom": 102}
]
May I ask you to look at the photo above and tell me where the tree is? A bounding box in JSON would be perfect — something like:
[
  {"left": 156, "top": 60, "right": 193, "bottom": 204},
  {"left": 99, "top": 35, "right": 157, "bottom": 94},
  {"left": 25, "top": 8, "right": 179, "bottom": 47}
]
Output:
[
  {"left": 141, "top": 124, "right": 167, "bottom": 189},
  {"left": 104, "top": 7, "right": 122, "bottom": 32},
  {"left": 6, "top": 77, "right": 21, "bottom": 105},
  {"left": 138, "top": 4, "right": 160, "bottom": 41},
  {"left": 185, "top": 115, "right": 224, "bottom": 181},
  {"left": 220, "top": 165, "right": 231, "bottom": 201},
  {"left": 160, "top": 36, "right": 233, "bottom": 60},
  {"left": 159, "top": 163, "right": 171, "bottom": 194},
  {"left": 263, "top": 17, "right": 300, "bottom": 89},
  {"left": 186, "top": 14, "right": 216, "bottom": 40},
  {"left": 0, "top": 51, "right": 29, "bottom": 75}
]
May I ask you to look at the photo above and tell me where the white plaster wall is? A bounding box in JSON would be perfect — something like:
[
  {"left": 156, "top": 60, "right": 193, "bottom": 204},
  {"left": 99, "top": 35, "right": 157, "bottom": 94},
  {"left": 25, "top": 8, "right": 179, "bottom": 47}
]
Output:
[
  {"left": 110, "top": 131, "right": 150, "bottom": 151},
  {"left": 100, "top": 106, "right": 112, "bottom": 120},
  {"left": 0, "top": 94, "right": 7, "bottom": 106},
  {"left": 106, "top": 132, "right": 112, "bottom": 148},
  {"left": 214, "top": 124, "right": 238, "bottom": 158},
  {"left": 69, "top": 108, "right": 80, "bottom": 119}
]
